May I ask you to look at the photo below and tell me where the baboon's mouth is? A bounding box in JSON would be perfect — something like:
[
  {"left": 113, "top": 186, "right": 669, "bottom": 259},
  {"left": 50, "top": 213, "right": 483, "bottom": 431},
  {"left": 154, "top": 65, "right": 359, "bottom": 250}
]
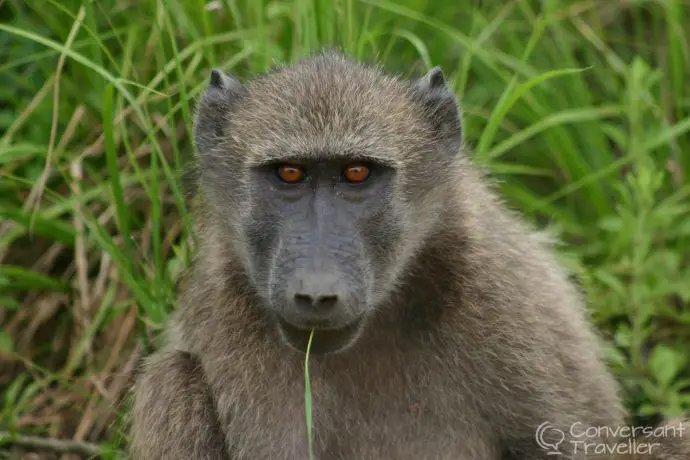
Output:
[{"left": 277, "top": 316, "right": 364, "bottom": 355}]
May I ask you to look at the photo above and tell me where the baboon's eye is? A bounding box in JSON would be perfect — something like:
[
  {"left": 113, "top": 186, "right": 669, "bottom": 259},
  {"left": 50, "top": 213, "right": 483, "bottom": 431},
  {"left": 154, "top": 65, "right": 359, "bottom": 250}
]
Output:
[
  {"left": 343, "top": 164, "right": 370, "bottom": 183},
  {"left": 277, "top": 164, "right": 306, "bottom": 183}
]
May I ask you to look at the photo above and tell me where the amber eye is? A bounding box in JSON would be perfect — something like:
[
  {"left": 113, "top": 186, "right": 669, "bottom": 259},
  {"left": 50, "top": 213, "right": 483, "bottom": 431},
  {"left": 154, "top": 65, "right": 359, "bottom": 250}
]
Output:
[
  {"left": 277, "top": 164, "right": 306, "bottom": 184},
  {"left": 343, "top": 164, "right": 370, "bottom": 183}
]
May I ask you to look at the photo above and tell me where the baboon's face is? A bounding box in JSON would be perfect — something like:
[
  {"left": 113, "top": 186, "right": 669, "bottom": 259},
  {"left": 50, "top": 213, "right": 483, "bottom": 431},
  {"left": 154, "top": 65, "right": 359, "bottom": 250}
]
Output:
[
  {"left": 244, "top": 156, "right": 400, "bottom": 354},
  {"left": 194, "top": 55, "right": 461, "bottom": 354}
]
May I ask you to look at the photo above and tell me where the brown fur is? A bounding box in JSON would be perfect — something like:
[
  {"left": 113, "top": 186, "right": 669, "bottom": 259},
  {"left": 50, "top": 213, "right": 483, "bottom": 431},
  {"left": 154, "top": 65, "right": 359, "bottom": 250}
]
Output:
[{"left": 128, "top": 52, "right": 686, "bottom": 459}]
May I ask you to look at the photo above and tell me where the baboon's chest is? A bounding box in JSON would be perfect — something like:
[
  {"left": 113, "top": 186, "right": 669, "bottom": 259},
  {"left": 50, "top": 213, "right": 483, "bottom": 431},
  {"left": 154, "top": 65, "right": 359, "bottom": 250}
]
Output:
[{"left": 223, "top": 376, "right": 498, "bottom": 460}]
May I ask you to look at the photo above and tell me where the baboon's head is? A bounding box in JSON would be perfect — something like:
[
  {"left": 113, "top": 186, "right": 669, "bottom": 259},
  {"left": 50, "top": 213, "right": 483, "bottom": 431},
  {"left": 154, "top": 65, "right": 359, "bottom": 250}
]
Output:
[{"left": 194, "top": 52, "right": 462, "bottom": 354}]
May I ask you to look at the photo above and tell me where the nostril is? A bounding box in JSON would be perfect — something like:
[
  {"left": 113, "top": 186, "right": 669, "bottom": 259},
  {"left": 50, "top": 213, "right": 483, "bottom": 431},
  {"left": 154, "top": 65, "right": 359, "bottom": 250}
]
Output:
[
  {"left": 315, "top": 295, "right": 338, "bottom": 309},
  {"left": 293, "top": 293, "right": 314, "bottom": 309}
]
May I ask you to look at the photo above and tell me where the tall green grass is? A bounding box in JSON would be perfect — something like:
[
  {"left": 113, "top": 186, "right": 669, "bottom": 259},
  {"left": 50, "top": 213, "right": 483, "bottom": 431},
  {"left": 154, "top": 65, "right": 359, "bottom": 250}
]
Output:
[{"left": 1, "top": 0, "right": 689, "bottom": 455}]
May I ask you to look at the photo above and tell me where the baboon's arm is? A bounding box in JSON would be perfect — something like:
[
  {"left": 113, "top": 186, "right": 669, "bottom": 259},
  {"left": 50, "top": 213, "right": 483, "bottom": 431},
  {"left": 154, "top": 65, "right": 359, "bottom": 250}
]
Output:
[{"left": 129, "top": 349, "right": 229, "bottom": 460}]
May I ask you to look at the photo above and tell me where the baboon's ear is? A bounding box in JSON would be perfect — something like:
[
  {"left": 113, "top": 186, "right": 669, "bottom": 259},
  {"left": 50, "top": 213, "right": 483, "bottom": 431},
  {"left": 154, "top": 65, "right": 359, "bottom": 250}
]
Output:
[
  {"left": 412, "top": 67, "right": 462, "bottom": 155},
  {"left": 193, "top": 69, "right": 247, "bottom": 155}
]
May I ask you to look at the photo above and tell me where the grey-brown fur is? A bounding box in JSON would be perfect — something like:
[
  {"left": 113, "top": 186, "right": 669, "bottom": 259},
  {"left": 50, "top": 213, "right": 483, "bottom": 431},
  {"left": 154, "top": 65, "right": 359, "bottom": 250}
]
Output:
[{"left": 128, "top": 52, "right": 685, "bottom": 459}]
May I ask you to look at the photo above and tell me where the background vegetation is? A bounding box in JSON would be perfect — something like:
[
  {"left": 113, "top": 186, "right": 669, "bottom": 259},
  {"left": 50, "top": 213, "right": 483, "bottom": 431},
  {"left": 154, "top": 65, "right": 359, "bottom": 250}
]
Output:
[{"left": 1, "top": 0, "right": 689, "bottom": 457}]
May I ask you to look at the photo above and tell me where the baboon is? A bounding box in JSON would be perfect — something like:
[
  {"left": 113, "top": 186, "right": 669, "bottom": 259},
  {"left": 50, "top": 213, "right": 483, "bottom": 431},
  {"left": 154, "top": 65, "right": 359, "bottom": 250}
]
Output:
[{"left": 129, "top": 52, "right": 685, "bottom": 459}]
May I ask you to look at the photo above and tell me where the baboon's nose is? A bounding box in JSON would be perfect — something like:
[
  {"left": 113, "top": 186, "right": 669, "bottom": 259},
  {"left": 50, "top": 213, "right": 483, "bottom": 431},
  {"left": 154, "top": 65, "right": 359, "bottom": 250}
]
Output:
[{"left": 287, "top": 271, "right": 343, "bottom": 314}]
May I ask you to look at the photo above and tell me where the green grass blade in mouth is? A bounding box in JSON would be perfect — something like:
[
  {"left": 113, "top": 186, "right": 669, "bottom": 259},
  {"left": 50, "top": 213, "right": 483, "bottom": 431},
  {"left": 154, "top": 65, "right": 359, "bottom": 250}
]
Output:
[{"left": 304, "top": 328, "right": 316, "bottom": 460}]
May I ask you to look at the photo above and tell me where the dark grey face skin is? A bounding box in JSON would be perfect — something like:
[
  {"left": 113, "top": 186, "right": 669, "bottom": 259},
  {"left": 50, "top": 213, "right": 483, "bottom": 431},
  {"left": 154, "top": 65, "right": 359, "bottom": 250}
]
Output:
[
  {"left": 244, "top": 158, "right": 400, "bottom": 353},
  {"left": 193, "top": 57, "right": 461, "bottom": 355}
]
